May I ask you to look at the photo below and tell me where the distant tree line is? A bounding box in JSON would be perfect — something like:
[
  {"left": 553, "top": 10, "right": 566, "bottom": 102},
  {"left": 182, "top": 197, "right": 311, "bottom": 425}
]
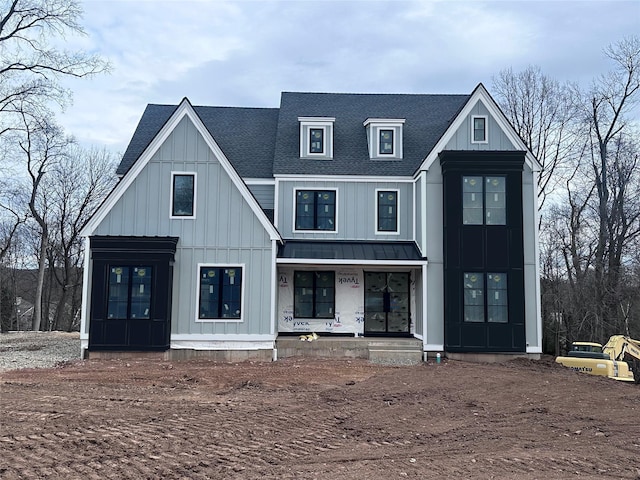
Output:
[
  {"left": 1, "top": 3, "right": 638, "bottom": 355},
  {"left": 0, "top": 0, "right": 114, "bottom": 332},
  {"left": 492, "top": 36, "right": 640, "bottom": 353}
]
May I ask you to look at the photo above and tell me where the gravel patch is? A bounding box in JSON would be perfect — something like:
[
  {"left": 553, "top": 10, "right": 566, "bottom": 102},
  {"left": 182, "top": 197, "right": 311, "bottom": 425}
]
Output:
[{"left": 0, "top": 331, "right": 81, "bottom": 372}]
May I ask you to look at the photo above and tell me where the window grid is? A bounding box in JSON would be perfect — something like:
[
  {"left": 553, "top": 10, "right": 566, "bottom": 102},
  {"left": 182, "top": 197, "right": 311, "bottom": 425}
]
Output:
[
  {"left": 198, "top": 267, "right": 242, "bottom": 319},
  {"left": 294, "top": 271, "right": 335, "bottom": 319},
  {"left": 377, "top": 190, "right": 398, "bottom": 232},
  {"left": 463, "top": 272, "right": 508, "bottom": 323},
  {"left": 462, "top": 176, "right": 506, "bottom": 225},
  {"left": 107, "top": 266, "right": 153, "bottom": 320},
  {"left": 472, "top": 116, "right": 487, "bottom": 143},
  {"left": 295, "top": 190, "right": 336, "bottom": 231}
]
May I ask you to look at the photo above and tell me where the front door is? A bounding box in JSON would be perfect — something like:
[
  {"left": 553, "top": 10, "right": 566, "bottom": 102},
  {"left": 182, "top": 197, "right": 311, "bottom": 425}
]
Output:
[{"left": 364, "top": 272, "right": 410, "bottom": 336}]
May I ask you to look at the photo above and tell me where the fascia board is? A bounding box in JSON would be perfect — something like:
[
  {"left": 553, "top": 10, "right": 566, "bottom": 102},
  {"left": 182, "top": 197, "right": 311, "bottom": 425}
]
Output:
[
  {"left": 419, "top": 84, "right": 542, "bottom": 173},
  {"left": 185, "top": 105, "right": 282, "bottom": 242},
  {"left": 81, "top": 99, "right": 282, "bottom": 242},
  {"left": 274, "top": 174, "right": 414, "bottom": 182},
  {"left": 276, "top": 258, "right": 428, "bottom": 266}
]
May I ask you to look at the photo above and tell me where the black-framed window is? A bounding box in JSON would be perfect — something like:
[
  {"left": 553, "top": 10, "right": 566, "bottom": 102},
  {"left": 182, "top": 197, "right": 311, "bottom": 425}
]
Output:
[
  {"left": 295, "top": 190, "right": 336, "bottom": 231},
  {"left": 379, "top": 129, "right": 394, "bottom": 155},
  {"left": 472, "top": 116, "right": 486, "bottom": 142},
  {"left": 294, "top": 271, "right": 335, "bottom": 319},
  {"left": 464, "top": 272, "right": 508, "bottom": 323},
  {"left": 462, "top": 176, "right": 506, "bottom": 225},
  {"left": 309, "top": 128, "right": 324, "bottom": 154},
  {"left": 377, "top": 190, "right": 398, "bottom": 232},
  {"left": 171, "top": 173, "right": 195, "bottom": 217},
  {"left": 198, "top": 266, "right": 242, "bottom": 319},
  {"left": 107, "top": 266, "right": 153, "bottom": 319}
]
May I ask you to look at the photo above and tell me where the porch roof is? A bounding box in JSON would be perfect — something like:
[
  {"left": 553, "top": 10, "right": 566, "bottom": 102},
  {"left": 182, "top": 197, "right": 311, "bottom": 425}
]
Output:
[{"left": 277, "top": 241, "right": 426, "bottom": 264}]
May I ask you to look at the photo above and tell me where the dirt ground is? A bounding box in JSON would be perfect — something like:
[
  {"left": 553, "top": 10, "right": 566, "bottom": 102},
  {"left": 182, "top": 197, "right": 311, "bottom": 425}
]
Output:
[{"left": 1, "top": 348, "right": 639, "bottom": 479}]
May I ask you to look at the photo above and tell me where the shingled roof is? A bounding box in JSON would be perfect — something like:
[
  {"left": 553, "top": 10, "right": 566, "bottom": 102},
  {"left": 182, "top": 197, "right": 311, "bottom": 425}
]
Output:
[
  {"left": 116, "top": 92, "right": 469, "bottom": 178},
  {"left": 274, "top": 92, "right": 468, "bottom": 176},
  {"left": 117, "top": 104, "right": 280, "bottom": 178}
]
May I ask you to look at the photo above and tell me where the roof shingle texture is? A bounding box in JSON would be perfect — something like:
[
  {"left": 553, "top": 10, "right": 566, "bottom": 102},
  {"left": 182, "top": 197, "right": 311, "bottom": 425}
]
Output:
[{"left": 117, "top": 92, "right": 469, "bottom": 178}]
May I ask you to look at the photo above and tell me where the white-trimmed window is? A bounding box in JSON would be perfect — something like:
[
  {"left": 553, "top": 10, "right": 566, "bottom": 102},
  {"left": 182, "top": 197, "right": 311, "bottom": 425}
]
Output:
[
  {"left": 197, "top": 264, "right": 244, "bottom": 321},
  {"left": 376, "top": 189, "right": 399, "bottom": 234},
  {"left": 299, "top": 117, "right": 335, "bottom": 159},
  {"left": 170, "top": 172, "right": 196, "bottom": 218},
  {"left": 294, "top": 189, "right": 337, "bottom": 232},
  {"left": 471, "top": 115, "right": 488, "bottom": 143},
  {"left": 363, "top": 118, "right": 404, "bottom": 159}
]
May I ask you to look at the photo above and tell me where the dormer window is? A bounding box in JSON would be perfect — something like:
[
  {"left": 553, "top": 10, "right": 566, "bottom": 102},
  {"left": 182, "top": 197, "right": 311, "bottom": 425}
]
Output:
[
  {"left": 472, "top": 115, "right": 488, "bottom": 143},
  {"left": 379, "top": 129, "right": 394, "bottom": 155},
  {"left": 309, "top": 128, "right": 324, "bottom": 153},
  {"left": 364, "top": 118, "right": 404, "bottom": 159},
  {"left": 299, "top": 117, "right": 335, "bottom": 159}
]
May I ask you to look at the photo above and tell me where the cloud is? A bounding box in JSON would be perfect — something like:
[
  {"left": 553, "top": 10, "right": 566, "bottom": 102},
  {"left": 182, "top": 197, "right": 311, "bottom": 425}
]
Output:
[{"left": 56, "top": 0, "right": 639, "bottom": 152}]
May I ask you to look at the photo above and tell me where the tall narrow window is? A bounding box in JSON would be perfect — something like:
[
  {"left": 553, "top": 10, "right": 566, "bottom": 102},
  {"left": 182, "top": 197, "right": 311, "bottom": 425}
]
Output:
[
  {"left": 294, "top": 271, "right": 335, "bottom": 319},
  {"left": 485, "top": 177, "right": 506, "bottom": 225},
  {"left": 171, "top": 173, "right": 195, "bottom": 217},
  {"left": 377, "top": 190, "right": 398, "bottom": 232},
  {"left": 108, "top": 266, "right": 153, "bottom": 319},
  {"left": 462, "top": 176, "right": 506, "bottom": 225},
  {"left": 198, "top": 266, "right": 243, "bottom": 320},
  {"left": 295, "top": 190, "right": 336, "bottom": 231},
  {"left": 309, "top": 128, "right": 324, "bottom": 154},
  {"left": 487, "top": 273, "right": 508, "bottom": 323},
  {"left": 379, "top": 129, "right": 394, "bottom": 155},
  {"left": 463, "top": 273, "right": 484, "bottom": 323},
  {"left": 472, "top": 116, "right": 487, "bottom": 143}
]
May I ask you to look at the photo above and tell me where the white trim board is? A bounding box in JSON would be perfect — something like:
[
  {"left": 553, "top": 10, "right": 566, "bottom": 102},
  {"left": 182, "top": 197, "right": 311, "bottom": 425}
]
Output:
[
  {"left": 81, "top": 98, "right": 282, "bottom": 242},
  {"left": 419, "top": 83, "right": 541, "bottom": 173}
]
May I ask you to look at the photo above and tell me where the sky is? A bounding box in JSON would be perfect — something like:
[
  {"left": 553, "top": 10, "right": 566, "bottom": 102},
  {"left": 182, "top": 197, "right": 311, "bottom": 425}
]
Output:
[{"left": 57, "top": 0, "right": 640, "bottom": 155}]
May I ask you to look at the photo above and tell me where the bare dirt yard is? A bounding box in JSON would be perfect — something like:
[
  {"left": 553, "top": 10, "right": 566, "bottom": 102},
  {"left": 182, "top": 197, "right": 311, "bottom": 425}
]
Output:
[{"left": 1, "top": 335, "right": 639, "bottom": 479}]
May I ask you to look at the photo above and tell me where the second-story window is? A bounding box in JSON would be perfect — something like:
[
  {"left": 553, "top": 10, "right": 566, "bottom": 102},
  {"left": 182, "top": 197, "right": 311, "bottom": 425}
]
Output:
[
  {"left": 171, "top": 172, "right": 196, "bottom": 218},
  {"left": 462, "top": 176, "right": 505, "bottom": 225},
  {"left": 295, "top": 190, "right": 336, "bottom": 231},
  {"left": 377, "top": 190, "right": 398, "bottom": 233}
]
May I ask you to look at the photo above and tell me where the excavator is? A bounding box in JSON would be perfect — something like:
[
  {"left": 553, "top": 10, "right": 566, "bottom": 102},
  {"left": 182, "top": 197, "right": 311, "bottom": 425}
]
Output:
[{"left": 555, "top": 335, "right": 640, "bottom": 384}]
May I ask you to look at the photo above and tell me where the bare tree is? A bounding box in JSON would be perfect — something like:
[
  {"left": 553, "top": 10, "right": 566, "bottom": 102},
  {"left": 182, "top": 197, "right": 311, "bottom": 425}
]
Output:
[
  {"left": 46, "top": 146, "right": 117, "bottom": 330},
  {"left": 15, "top": 107, "right": 72, "bottom": 330},
  {"left": 586, "top": 36, "right": 640, "bottom": 339},
  {"left": 492, "top": 65, "right": 579, "bottom": 214},
  {"left": 0, "top": 0, "right": 108, "bottom": 134}
]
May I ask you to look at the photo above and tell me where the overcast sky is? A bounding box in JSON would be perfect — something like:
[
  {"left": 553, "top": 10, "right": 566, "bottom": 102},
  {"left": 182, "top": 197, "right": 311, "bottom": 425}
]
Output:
[{"left": 57, "top": 0, "right": 639, "bottom": 154}]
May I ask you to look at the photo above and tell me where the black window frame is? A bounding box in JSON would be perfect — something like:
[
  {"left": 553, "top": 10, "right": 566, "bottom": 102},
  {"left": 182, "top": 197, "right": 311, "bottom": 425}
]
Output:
[
  {"left": 377, "top": 190, "right": 398, "bottom": 232},
  {"left": 295, "top": 190, "right": 336, "bottom": 231},
  {"left": 294, "top": 271, "right": 335, "bottom": 319},
  {"left": 198, "top": 266, "right": 243, "bottom": 320},
  {"left": 171, "top": 173, "right": 195, "bottom": 217},
  {"left": 462, "top": 175, "right": 506, "bottom": 225},
  {"left": 463, "top": 272, "right": 508, "bottom": 323},
  {"left": 472, "top": 116, "right": 487, "bottom": 143},
  {"left": 107, "top": 265, "right": 153, "bottom": 320},
  {"left": 309, "top": 128, "right": 325, "bottom": 154},
  {"left": 379, "top": 129, "right": 394, "bottom": 155}
]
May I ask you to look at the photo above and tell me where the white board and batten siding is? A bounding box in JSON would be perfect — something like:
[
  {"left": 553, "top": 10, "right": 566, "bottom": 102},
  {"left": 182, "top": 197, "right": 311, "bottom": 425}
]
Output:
[{"left": 91, "top": 116, "right": 275, "bottom": 340}]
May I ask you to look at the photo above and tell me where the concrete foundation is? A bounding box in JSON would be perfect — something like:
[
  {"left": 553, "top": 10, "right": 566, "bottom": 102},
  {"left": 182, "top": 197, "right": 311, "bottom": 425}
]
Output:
[
  {"left": 446, "top": 352, "right": 541, "bottom": 363},
  {"left": 276, "top": 337, "right": 423, "bottom": 364}
]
